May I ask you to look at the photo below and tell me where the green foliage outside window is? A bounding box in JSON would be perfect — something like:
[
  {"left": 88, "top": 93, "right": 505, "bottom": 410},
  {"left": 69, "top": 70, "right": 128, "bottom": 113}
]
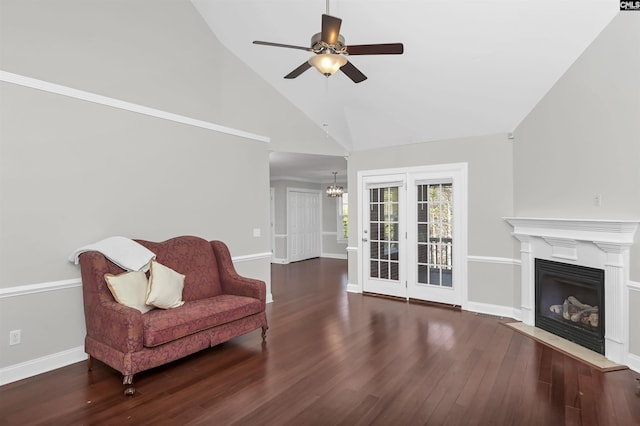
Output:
[{"left": 339, "top": 193, "right": 348, "bottom": 240}]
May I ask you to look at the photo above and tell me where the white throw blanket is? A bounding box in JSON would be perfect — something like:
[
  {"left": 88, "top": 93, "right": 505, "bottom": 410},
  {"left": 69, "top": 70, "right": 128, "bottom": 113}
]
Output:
[{"left": 69, "top": 236, "right": 156, "bottom": 272}]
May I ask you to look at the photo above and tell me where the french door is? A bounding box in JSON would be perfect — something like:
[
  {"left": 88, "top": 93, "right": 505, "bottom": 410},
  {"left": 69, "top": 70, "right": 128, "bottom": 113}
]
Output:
[
  {"left": 407, "top": 180, "right": 459, "bottom": 305},
  {"left": 362, "top": 176, "right": 406, "bottom": 298},
  {"left": 360, "top": 165, "right": 467, "bottom": 305}
]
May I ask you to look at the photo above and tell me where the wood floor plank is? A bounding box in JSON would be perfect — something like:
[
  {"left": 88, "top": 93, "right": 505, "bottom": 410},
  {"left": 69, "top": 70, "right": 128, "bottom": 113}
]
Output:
[{"left": 1, "top": 258, "right": 638, "bottom": 425}]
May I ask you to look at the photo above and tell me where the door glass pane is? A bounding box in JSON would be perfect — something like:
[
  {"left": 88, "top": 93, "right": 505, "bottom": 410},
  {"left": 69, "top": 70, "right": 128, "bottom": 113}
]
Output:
[
  {"left": 418, "top": 244, "right": 427, "bottom": 263},
  {"left": 380, "top": 261, "right": 389, "bottom": 279},
  {"left": 370, "top": 204, "right": 379, "bottom": 221},
  {"left": 417, "top": 183, "right": 453, "bottom": 286},
  {"left": 370, "top": 223, "right": 379, "bottom": 239},
  {"left": 390, "top": 262, "right": 399, "bottom": 280},
  {"left": 368, "top": 186, "right": 400, "bottom": 282},
  {"left": 370, "top": 242, "right": 379, "bottom": 259},
  {"left": 370, "top": 261, "right": 379, "bottom": 278},
  {"left": 390, "top": 243, "right": 399, "bottom": 261}
]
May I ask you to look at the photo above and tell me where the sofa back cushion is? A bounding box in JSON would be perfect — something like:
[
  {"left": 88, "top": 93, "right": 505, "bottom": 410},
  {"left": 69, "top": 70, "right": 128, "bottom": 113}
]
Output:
[{"left": 136, "top": 236, "right": 222, "bottom": 301}]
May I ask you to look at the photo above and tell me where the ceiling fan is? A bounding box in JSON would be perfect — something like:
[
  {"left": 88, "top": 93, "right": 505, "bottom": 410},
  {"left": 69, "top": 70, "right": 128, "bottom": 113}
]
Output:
[{"left": 253, "top": 13, "right": 403, "bottom": 83}]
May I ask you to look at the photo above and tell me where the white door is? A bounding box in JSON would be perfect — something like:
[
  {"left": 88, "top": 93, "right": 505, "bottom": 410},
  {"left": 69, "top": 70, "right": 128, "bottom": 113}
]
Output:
[
  {"left": 407, "top": 180, "right": 460, "bottom": 305},
  {"left": 362, "top": 176, "right": 406, "bottom": 298},
  {"left": 287, "top": 188, "right": 321, "bottom": 262}
]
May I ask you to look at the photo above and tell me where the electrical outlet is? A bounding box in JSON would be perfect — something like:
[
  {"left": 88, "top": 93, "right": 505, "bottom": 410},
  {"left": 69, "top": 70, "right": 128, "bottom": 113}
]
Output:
[
  {"left": 9, "top": 329, "right": 21, "bottom": 346},
  {"left": 593, "top": 194, "right": 602, "bottom": 207}
]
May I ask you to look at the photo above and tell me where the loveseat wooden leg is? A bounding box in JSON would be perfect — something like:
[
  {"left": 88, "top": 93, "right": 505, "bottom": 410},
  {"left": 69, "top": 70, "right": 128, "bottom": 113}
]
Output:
[
  {"left": 123, "top": 374, "right": 135, "bottom": 396},
  {"left": 87, "top": 355, "right": 94, "bottom": 371},
  {"left": 261, "top": 326, "right": 268, "bottom": 341}
]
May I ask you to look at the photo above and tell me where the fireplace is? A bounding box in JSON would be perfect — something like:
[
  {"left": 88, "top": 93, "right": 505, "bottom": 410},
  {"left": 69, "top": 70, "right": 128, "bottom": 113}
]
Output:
[
  {"left": 535, "top": 258, "right": 604, "bottom": 354},
  {"left": 505, "top": 217, "right": 639, "bottom": 365}
]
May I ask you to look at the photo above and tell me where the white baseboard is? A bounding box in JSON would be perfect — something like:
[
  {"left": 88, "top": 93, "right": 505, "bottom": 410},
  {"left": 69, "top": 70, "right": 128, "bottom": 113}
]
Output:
[
  {"left": 464, "top": 300, "right": 521, "bottom": 321},
  {"left": 347, "top": 283, "right": 361, "bottom": 293},
  {"left": 232, "top": 252, "right": 273, "bottom": 263},
  {"left": 0, "top": 346, "right": 87, "bottom": 386},
  {"left": 271, "top": 258, "right": 289, "bottom": 264},
  {"left": 321, "top": 253, "right": 348, "bottom": 260},
  {"left": 626, "top": 352, "right": 640, "bottom": 374}
]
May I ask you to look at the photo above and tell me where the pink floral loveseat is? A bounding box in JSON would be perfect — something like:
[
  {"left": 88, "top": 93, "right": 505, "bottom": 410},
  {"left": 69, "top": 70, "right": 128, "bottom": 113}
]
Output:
[{"left": 79, "top": 236, "right": 268, "bottom": 395}]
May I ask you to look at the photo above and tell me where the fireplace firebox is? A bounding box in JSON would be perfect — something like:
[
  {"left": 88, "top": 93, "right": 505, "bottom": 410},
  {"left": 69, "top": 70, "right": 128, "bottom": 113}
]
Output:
[{"left": 535, "top": 259, "right": 605, "bottom": 354}]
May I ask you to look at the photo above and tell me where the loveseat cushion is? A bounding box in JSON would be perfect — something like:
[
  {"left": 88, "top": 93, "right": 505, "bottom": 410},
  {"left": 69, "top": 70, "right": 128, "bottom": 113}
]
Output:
[
  {"left": 142, "top": 294, "right": 262, "bottom": 347},
  {"left": 136, "top": 236, "right": 223, "bottom": 301}
]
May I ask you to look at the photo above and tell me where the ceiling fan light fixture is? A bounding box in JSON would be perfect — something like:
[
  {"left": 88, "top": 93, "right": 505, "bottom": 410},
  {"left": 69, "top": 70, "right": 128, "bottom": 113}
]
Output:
[{"left": 308, "top": 53, "right": 347, "bottom": 76}]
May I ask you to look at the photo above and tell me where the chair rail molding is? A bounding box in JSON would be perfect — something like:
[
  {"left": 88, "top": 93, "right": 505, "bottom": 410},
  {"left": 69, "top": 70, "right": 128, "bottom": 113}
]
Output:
[
  {"left": 0, "top": 70, "right": 270, "bottom": 143},
  {"left": 0, "top": 252, "right": 272, "bottom": 299}
]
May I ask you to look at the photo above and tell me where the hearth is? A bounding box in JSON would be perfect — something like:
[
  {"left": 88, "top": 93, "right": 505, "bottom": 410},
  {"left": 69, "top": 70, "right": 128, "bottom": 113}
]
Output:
[{"left": 535, "top": 258, "right": 605, "bottom": 354}]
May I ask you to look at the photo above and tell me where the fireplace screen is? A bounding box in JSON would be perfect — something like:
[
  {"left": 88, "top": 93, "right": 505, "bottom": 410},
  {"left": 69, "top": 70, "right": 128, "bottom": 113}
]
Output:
[{"left": 535, "top": 258, "right": 605, "bottom": 354}]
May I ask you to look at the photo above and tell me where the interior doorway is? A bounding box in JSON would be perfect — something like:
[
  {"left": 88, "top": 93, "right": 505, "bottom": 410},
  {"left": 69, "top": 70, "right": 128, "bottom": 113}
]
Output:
[{"left": 269, "top": 152, "right": 347, "bottom": 263}]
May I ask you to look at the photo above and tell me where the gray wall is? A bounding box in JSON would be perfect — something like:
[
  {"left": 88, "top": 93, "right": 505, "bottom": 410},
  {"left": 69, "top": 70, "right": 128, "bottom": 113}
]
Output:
[
  {"left": 513, "top": 13, "right": 640, "bottom": 356},
  {"left": 0, "top": 0, "right": 344, "bottom": 372},
  {"left": 347, "top": 133, "right": 517, "bottom": 307}
]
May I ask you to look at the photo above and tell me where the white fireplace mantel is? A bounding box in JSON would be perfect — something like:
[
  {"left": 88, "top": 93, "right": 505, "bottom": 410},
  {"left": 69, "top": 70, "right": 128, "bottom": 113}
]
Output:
[
  {"left": 504, "top": 217, "right": 639, "bottom": 365},
  {"left": 505, "top": 217, "right": 638, "bottom": 245}
]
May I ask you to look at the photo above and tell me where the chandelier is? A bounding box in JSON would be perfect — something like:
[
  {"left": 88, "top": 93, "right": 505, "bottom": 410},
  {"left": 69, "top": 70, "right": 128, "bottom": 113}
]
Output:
[{"left": 326, "top": 171, "right": 344, "bottom": 197}]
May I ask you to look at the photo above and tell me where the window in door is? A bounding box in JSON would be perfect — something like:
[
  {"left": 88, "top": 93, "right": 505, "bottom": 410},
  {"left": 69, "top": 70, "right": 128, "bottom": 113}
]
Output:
[
  {"left": 337, "top": 193, "right": 348, "bottom": 242},
  {"left": 369, "top": 187, "right": 400, "bottom": 281},
  {"left": 417, "top": 182, "right": 453, "bottom": 287}
]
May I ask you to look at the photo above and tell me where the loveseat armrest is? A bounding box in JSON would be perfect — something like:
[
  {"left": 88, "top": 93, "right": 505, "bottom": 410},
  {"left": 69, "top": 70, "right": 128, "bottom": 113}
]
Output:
[
  {"left": 91, "top": 301, "right": 144, "bottom": 353},
  {"left": 210, "top": 241, "right": 266, "bottom": 303},
  {"left": 79, "top": 252, "right": 144, "bottom": 353}
]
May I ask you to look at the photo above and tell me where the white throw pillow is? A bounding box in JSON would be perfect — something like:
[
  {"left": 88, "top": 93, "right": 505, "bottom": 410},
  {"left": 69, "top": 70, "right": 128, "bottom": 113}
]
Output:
[
  {"left": 145, "top": 260, "right": 185, "bottom": 309},
  {"left": 104, "top": 271, "right": 155, "bottom": 314}
]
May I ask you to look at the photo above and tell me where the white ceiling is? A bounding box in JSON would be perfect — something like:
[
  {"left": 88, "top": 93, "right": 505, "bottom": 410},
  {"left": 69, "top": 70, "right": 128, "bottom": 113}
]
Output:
[
  {"left": 269, "top": 152, "right": 348, "bottom": 182},
  {"left": 193, "top": 0, "right": 618, "bottom": 177}
]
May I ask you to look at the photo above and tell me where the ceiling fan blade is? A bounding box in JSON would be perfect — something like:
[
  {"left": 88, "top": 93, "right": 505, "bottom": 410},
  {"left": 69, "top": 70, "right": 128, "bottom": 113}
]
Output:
[
  {"left": 253, "top": 40, "right": 313, "bottom": 52},
  {"left": 346, "top": 43, "right": 404, "bottom": 55},
  {"left": 321, "top": 14, "right": 342, "bottom": 45},
  {"left": 284, "top": 62, "right": 312, "bottom": 79},
  {"left": 340, "top": 61, "right": 367, "bottom": 83}
]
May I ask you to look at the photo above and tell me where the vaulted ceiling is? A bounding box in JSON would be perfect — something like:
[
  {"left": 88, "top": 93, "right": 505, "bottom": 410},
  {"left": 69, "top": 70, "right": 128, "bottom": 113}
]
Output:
[{"left": 193, "top": 1, "right": 616, "bottom": 152}]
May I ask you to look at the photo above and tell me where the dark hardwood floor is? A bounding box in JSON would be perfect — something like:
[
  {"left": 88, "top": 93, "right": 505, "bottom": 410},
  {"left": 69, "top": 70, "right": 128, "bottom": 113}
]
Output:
[{"left": 1, "top": 258, "right": 639, "bottom": 425}]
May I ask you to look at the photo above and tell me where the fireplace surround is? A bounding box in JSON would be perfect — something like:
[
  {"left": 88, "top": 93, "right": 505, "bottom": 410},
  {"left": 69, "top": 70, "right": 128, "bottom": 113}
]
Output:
[{"left": 505, "top": 218, "right": 638, "bottom": 365}]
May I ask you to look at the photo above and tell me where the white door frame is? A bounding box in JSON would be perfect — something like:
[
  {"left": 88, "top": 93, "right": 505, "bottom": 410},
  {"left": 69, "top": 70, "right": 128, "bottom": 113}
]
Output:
[
  {"left": 270, "top": 187, "right": 276, "bottom": 262},
  {"left": 356, "top": 163, "right": 468, "bottom": 306}
]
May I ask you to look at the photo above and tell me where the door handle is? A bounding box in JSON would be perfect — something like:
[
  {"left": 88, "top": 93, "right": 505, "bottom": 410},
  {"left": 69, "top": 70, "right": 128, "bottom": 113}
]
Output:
[{"left": 362, "top": 237, "right": 369, "bottom": 242}]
